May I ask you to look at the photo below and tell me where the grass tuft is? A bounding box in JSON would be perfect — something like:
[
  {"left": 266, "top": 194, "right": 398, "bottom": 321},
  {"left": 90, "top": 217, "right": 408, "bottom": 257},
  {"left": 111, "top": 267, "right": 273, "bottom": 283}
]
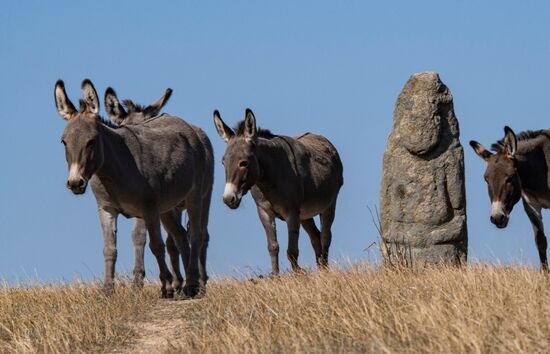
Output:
[
  {"left": 0, "top": 279, "right": 157, "bottom": 353},
  {"left": 170, "top": 263, "right": 550, "bottom": 354},
  {"left": 2, "top": 264, "right": 550, "bottom": 353}
]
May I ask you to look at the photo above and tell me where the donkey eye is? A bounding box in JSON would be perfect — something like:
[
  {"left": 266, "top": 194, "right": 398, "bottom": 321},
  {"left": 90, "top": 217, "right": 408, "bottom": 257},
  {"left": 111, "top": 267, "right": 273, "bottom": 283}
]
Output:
[
  {"left": 86, "top": 139, "right": 95, "bottom": 148},
  {"left": 238, "top": 160, "right": 249, "bottom": 168}
]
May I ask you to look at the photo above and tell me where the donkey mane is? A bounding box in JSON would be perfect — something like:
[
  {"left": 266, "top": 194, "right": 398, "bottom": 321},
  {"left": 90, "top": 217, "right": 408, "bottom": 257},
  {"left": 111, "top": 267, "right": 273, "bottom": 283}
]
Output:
[
  {"left": 234, "top": 120, "right": 276, "bottom": 139},
  {"left": 491, "top": 130, "right": 550, "bottom": 152},
  {"left": 122, "top": 99, "right": 147, "bottom": 113},
  {"left": 78, "top": 99, "right": 120, "bottom": 129},
  {"left": 99, "top": 116, "right": 120, "bottom": 129}
]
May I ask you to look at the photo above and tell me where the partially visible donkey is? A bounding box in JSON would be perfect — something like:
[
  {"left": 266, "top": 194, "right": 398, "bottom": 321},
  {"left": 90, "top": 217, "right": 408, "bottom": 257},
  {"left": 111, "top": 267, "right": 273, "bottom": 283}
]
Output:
[
  {"left": 471, "top": 126, "right": 550, "bottom": 271},
  {"left": 54, "top": 79, "right": 213, "bottom": 297},
  {"left": 214, "top": 109, "right": 343, "bottom": 274},
  {"left": 103, "top": 87, "right": 187, "bottom": 292}
]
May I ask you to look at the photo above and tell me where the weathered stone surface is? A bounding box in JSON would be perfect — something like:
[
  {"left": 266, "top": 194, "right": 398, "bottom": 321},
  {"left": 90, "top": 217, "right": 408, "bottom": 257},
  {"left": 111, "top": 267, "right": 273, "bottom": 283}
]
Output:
[{"left": 380, "top": 72, "right": 467, "bottom": 265}]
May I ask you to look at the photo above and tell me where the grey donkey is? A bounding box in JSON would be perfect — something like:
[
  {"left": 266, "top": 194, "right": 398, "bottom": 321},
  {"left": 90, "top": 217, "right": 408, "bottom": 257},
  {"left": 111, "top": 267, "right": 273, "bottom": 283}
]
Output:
[
  {"left": 104, "top": 87, "right": 188, "bottom": 293},
  {"left": 471, "top": 127, "right": 550, "bottom": 271},
  {"left": 54, "top": 79, "right": 213, "bottom": 298},
  {"left": 214, "top": 109, "right": 343, "bottom": 274}
]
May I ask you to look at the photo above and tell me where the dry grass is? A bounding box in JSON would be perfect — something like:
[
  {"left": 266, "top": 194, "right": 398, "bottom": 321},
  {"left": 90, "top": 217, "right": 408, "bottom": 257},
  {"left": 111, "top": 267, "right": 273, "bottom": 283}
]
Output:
[
  {"left": 0, "top": 279, "right": 158, "bottom": 353},
  {"left": 170, "top": 264, "right": 550, "bottom": 354},
  {"left": 2, "top": 264, "right": 550, "bottom": 353}
]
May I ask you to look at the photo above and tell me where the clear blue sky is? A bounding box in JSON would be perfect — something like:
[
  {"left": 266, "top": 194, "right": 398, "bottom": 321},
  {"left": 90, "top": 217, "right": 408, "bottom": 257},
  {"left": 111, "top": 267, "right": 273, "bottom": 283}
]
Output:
[{"left": 1, "top": 1, "right": 549, "bottom": 283}]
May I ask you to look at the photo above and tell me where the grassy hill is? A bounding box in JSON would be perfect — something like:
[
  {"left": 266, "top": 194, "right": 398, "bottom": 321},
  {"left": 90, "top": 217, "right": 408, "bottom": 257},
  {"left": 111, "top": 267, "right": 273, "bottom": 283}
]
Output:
[{"left": 1, "top": 263, "right": 549, "bottom": 353}]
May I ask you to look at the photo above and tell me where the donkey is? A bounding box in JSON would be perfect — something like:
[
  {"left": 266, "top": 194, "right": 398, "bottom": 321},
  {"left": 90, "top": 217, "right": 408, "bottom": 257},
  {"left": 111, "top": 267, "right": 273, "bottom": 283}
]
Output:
[
  {"left": 104, "top": 87, "right": 187, "bottom": 291},
  {"left": 470, "top": 126, "right": 550, "bottom": 271},
  {"left": 213, "top": 109, "right": 343, "bottom": 274},
  {"left": 54, "top": 79, "right": 213, "bottom": 297}
]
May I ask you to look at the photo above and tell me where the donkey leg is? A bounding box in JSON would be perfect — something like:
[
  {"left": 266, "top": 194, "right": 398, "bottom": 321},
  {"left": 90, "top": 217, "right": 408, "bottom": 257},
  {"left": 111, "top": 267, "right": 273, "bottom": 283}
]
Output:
[
  {"left": 161, "top": 210, "right": 190, "bottom": 293},
  {"left": 320, "top": 200, "right": 337, "bottom": 267},
  {"left": 166, "top": 235, "right": 184, "bottom": 292},
  {"left": 301, "top": 218, "right": 323, "bottom": 267},
  {"left": 146, "top": 217, "right": 174, "bottom": 298},
  {"left": 131, "top": 218, "right": 147, "bottom": 288},
  {"left": 286, "top": 214, "right": 302, "bottom": 272},
  {"left": 257, "top": 207, "right": 279, "bottom": 275},
  {"left": 161, "top": 210, "right": 198, "bottom": 297},
  {"left": 182, "top": 201, "right": 203, "bottom": 297},
  {"left": 536, "top": 232, "right": 548, "bottom": 272},
  {"left": 198, "top": 195, "right": 212, "bottom": 289},
  {"left": 98, "top": 208, "right": 118, "bottom": 293},
  {"left": 523, "top": 199, "right": 548, "bottom": 271},
  {"left": 198, "top": 230, "right": 210, "bottom": 289}
]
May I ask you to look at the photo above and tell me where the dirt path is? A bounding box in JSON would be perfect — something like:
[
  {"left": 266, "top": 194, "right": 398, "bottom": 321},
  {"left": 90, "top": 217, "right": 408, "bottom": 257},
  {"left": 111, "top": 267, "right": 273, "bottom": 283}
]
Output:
[{"left": 110, "top": 299, "right": 196, "bottom": 354}]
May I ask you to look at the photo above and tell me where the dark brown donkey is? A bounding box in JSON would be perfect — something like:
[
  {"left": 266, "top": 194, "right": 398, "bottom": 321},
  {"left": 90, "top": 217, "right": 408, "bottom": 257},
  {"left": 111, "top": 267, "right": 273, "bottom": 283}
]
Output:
[
  {"left": 104, "top": 87, "right": 188, "bottom": 292},
  {"left": 54, "top": 79, "right": 213, "bottom": 297},
  {"left": 471, "top": 126, "right": 549, "bottom": 270},
  {"left": 214, "top": 109, "right": 343, "bottom": 274}
]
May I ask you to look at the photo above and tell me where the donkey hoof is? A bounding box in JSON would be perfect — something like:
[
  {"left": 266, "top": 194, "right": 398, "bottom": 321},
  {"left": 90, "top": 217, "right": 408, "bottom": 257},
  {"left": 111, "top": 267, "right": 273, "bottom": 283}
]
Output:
[
  {"left": 102, "top": 284, "right": 115, "bottom": 296},
  {"left": 172, "top": 280, "right": 183, "bottom": 294},
  {"left": 132, "top": 279, "right": 144, "bottom": 290},
  {"left": 132, "top": 271, "right": 145, "bottom": 289},
  {"left": 318, "top": 263, "right": 329, "bottom": 271},
  {"left": 182, "top": 284, "right": 200, "bottom": 298},
  {"left": 161, "top": 288, "right": 174, "bottom": 299}
]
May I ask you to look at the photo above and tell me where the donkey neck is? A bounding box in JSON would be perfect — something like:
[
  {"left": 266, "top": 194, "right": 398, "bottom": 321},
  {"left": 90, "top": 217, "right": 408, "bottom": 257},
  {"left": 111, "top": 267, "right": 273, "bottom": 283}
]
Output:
[
  {"left": 94, "top": 124, "right": 141, "bottom": 182},
  {"left": 254, "top": 136, "right": 301, "bottom": 193}
]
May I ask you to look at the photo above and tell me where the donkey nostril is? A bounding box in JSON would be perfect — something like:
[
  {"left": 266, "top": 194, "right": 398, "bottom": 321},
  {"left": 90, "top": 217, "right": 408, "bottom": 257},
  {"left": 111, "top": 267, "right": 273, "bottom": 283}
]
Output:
[
  {"left": 491, "top": 214, "right": 506, "bottom": 226},
  {"left": 78, "top": 178, "right": 85, "bottom": 188}
]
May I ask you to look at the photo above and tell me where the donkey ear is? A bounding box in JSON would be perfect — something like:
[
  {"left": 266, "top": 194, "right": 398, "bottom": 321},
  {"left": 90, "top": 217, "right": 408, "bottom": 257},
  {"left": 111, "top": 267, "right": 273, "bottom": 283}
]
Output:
[
  {"left": 80, "top": 79, "right": 100, "bottom": 114},
  {"left": 503, "top": 126, "right": 517, "bottom": 157},
  {"left": 469, "top": 140, "right": 493, "bottom": 161},
  {"left": 144, "top": 88, "right": 173, "bottom": 118},
  {"left": 244, "top": 108, "right": 257, "bottom": 142},
  {"left": 213, "top": 110, "right": 234, "bottom": 143},
  {"left": 54, "top": 80, "right": 77, "bottom": 120},
  {"left": 104, "top": 87, "right": 127, "bottom": 125}
]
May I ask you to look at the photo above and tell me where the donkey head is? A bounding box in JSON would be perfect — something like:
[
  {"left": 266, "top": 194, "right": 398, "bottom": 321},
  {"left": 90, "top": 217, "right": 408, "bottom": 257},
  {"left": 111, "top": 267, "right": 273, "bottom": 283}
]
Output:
[
  {"left": 104, "top": 87, "right": 172, "bottom": 125},
  {"left": 213, "top": 108, "right": 261, "bottom": 209},
  {"left": 55, "top": 79, "right": 104, "bottom": 195},
  {"left": 470, "top": 126, "right": 521, "bottom": 228}
]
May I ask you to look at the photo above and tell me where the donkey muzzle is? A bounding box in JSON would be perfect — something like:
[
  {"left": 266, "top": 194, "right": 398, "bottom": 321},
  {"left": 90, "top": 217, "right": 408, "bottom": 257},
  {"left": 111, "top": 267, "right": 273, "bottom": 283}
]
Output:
[
  {"left": 67, "top": 176, "right": 87, "bottom": 195},
  {"left": 223, "top": 183, "right": 242, "bottom": 209},
  {"left": 490, "top": 213, "right": 508, "bottom": 229},
  {"left": 490, "top": 201, "right": 509, "bottom": 228}
]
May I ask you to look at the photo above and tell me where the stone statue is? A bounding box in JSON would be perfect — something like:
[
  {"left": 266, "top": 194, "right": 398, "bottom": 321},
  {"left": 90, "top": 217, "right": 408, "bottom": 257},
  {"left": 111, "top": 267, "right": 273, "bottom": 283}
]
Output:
[{"left": 380, "top": 72, "right": 467, "bottom": 265}]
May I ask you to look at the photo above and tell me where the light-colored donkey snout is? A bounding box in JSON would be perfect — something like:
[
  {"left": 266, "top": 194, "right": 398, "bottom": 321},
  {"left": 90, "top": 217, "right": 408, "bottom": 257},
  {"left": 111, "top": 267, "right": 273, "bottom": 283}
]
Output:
[
  {"left": 223, "top": 183, "right": 241, "bottom": 208},
  {"left": 491, "top": 201, "right": 506, "bottom": 217},
  {"left": 490, "top": 201, "right": 509, "bottom": 228},
  {"left": 67, "top": 163, "right": 87, "bottom": 194}
]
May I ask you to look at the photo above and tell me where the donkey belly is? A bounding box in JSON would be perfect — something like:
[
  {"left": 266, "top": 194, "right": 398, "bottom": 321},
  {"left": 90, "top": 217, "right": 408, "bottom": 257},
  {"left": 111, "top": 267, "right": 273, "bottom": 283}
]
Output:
[
  {"left": 156, "top": 176, "right": 193, "bottom": 213},
  {"left": 91, "top": 177, "right": 149, "bottom": 218},
  {"left": 299, "top": 198, "right": 334, "bottom": 219},
  {"left": 299, "top": 170, "right": 342, "bottom": 219},
  {"left": 299, "top": 207, "right": 323, "bottom": 220}
]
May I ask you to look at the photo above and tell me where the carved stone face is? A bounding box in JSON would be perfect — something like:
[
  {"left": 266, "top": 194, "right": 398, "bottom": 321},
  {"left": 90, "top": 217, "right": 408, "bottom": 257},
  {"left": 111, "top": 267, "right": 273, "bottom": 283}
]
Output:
[
  {"left": 398, "top": 113, "right": 441, "bottom": 155},
  {"left": 394, "top": 72, "right": 445, "bottom": 156}
]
